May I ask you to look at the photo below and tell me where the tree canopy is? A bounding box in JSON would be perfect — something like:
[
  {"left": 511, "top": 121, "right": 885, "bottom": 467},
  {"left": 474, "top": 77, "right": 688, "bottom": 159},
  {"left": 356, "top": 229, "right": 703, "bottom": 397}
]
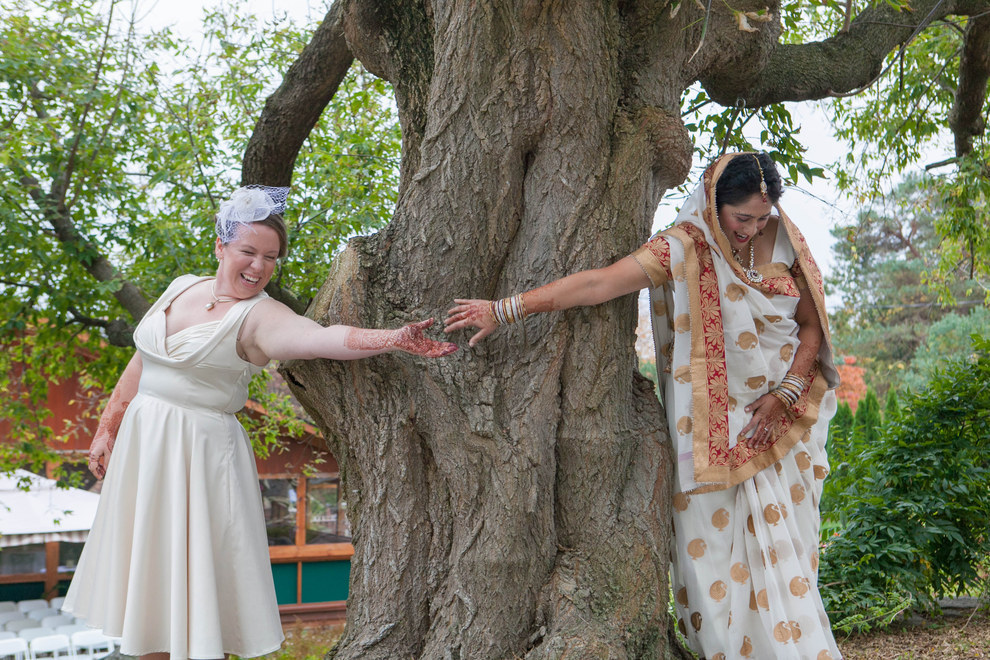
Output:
[{"left": 0, "top": 0, "right": 399, "bottom": 472}]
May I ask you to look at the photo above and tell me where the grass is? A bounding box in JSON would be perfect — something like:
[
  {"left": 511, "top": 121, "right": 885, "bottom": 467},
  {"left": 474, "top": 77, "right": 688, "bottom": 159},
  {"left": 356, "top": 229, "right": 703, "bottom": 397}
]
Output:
[{"left": 231, "top": 623, "right": 345, "bottom": 660}]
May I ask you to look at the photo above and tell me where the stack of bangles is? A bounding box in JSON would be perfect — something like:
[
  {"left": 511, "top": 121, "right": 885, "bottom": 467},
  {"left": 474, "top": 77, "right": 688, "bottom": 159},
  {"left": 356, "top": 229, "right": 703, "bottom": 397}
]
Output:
[
  {"left": 489, "top": 294, "right": 528, "bottom": 325},
  {"left": 769, "top": 372, "right": 807, "bottom": 408}
]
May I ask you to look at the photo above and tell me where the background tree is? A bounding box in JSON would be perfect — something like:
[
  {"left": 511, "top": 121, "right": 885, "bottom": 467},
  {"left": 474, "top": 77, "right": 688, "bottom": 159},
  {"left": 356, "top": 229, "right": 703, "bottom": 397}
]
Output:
[
  {"left": 0, "top": 0, "right": 398, "bottom": 474},
  {"left": 828, "top": 174, "right": 988, "bottom": 395},
  {"left": 232, "top": 0, "right": 990, "bottom": 657},
  {"left": 828, "top": 5, "right": 990, "bottom": 295}
]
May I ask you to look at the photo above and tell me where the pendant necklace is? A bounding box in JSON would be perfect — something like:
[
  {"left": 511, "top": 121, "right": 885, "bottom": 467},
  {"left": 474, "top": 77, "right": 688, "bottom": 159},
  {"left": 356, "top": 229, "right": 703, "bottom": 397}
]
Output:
[
  {"left": 205, "top": 281, "right": 237, "bottom": 310},
  {"left": 734, "top": 242, "right": 763, "bottom": 283}
]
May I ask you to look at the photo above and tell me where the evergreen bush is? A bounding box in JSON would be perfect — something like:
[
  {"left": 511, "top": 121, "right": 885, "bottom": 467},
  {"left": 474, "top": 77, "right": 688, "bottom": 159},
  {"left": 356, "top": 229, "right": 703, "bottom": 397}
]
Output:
[{"left": 819, "top": 335, "right": 990, "bottom": 633}]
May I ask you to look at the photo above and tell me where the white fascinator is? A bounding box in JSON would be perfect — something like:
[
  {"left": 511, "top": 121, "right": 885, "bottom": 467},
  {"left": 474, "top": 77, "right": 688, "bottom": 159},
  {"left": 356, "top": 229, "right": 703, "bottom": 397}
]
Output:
[{"left": 215, "top": 185, "right": 290, "bottom": 244}]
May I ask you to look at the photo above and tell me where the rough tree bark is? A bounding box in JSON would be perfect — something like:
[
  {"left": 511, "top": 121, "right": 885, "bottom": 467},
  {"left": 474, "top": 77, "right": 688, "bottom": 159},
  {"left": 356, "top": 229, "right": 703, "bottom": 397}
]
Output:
[{"left": 240, "top": 1, "right": 990, "bottom": 657}]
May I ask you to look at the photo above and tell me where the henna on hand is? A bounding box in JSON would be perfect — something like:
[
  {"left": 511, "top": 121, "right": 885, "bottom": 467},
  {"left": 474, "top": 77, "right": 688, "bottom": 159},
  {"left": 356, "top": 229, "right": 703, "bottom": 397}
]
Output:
[
  {"left": 742, "top": 393, "right": 786, "bottom": 450},
  {"left": 88, "top": 388, "right": 131, "bottom": 479},
  {"left": 391, "top": 319, "right": 459, "bottom": 357},
  {"left": 344, "top": 319, "right": 458, "bottom": 358}
]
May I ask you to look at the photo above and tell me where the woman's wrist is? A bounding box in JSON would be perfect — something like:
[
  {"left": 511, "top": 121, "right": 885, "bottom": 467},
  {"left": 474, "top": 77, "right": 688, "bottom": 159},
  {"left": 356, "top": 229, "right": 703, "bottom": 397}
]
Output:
[
  {"left": 489, "top": 294, "right": 528, "bottom": 325},
  {"left": 767, "top": 371, "right": 807, "bottom": 410}
]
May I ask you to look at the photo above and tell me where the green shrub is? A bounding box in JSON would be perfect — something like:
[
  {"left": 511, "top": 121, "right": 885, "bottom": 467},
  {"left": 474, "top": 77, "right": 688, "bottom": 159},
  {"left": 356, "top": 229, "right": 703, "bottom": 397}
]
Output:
[{"left": 819, "top": 335, "right": 990, "bottom": 633}]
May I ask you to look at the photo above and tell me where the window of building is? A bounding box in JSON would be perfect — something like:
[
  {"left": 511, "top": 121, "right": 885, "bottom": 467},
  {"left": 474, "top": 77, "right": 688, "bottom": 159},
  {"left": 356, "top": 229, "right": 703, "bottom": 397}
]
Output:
[
  {"left": 57, "top": 542, "right": 85, "bottom": 573},
  {"left": 261, "top": 472, "right": 353, "bottom": 612},
  {"left": 261, "top": 477, "right": 298, "bottom": 546},
  {"left": 305, "top": 476, "right": 350, "bottom": 544},
  {"left": 0, "top": 543, "right": 45, "bottom": 575}
]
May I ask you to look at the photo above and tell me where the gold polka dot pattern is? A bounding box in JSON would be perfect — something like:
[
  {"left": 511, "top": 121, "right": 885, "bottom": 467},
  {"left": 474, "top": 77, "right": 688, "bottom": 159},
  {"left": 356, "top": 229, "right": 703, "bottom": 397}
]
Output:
[
  {"left": 736, "top": 331, "right": 758, "bottom": 349},
  {"left": 746, "top": 375, "right": 767, "bottom": 390},
  {"left": 725, "top": 283, "right": 747, "bottom": 301},
  {"left": 730, "top": 562, "right": 750, "bottom": 583},
  {"left": 790, "top": 484, "right": 806, "bottom": 504},
  {"left": 790, "top": 576, "right": 810, "bottom": 597}
]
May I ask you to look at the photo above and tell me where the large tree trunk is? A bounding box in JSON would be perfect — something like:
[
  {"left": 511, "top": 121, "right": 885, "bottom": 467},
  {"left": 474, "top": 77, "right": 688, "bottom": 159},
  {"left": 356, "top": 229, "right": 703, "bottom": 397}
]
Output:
[
  {"left": 280, "top": 4, "right": 695, "bottom": 657},
  {"left": 241, "top": 0, "right": 989, "bottom": 656}
]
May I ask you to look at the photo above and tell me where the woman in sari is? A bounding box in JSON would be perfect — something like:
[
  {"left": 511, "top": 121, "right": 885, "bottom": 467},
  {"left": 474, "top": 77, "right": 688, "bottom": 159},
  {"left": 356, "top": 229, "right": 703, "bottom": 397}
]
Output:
[{"left": 445, "top": 152, "right": 841, "bottom": 659}]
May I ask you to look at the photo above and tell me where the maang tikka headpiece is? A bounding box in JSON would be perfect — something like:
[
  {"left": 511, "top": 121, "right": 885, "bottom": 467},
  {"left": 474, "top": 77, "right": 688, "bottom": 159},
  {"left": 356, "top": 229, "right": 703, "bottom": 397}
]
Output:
[
  {"left": 752, "top": 154, "right": 768, "bottom": 203},
  {"left": 215, "top": 185, "right": 290, "bottom": 244}
]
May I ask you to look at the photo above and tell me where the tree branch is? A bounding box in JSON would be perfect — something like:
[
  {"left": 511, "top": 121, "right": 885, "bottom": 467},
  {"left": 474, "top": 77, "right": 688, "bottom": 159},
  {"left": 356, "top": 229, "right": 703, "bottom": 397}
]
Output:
[
  {"left": 241, "top": 0, "right": 354, "bottom": 188},
  {"left": 948, "top": 12, "right": 990, "bottom": 157},
  {"left": 19, "top": 173, "right": 151, "bottom": 324},
  {"left": 703, "top": 0, "right": 990, "bottom": 106},
  {"left": 66, "top": 307, "right": 136, "bottom": 348},
  {"left": 240, "top": 1, "right": 355, "bottom": 315}
]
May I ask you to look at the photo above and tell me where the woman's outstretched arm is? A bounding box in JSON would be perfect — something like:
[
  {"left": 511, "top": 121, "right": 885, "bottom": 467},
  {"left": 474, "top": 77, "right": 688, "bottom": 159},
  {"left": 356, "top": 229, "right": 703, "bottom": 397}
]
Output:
[
  {"left": 444, "top": 255, "right": 651, "bottom": 346},
  {"left": 241, "top": 300, "right": 458, "bottom": 364},
  {"left": 88, "top": 352, "right": 143, "bottom": 479}
]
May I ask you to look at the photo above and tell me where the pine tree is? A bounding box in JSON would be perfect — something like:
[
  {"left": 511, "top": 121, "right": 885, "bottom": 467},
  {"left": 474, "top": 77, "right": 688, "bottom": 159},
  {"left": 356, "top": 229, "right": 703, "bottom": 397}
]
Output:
[
  {"left": 853, "top": 388, "right": 883, "bottom": 447},
  {"left": 884, "top": 388, "right": 900, "bottom": 422}
]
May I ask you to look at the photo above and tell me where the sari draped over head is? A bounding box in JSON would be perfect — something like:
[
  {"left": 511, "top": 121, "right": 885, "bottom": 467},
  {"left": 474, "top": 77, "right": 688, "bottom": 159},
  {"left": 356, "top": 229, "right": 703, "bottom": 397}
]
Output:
[{"left": 632, "top": 153, "right": 838, "bottom": 494}]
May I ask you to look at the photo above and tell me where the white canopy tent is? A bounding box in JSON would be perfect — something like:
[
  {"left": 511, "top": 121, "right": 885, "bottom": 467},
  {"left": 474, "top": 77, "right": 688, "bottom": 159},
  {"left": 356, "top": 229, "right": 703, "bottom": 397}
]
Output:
[{"left": 0, "top": 470, "right": 100, "bottom": 548}]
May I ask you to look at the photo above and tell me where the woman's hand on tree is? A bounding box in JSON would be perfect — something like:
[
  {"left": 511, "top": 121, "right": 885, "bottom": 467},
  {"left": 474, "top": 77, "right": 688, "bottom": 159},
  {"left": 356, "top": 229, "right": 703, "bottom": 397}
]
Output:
[
  {"left": 444, "top": 299, "right": 496, "bottom": 346},
  {"left": 741, "top": 393, "right": 787, "bottom": 450},
  {"left": 87, "top": 432, "right": 113, "bottom": 480},
  {"left": 391, "top": 319, "right": 459, "bottom": 357}
]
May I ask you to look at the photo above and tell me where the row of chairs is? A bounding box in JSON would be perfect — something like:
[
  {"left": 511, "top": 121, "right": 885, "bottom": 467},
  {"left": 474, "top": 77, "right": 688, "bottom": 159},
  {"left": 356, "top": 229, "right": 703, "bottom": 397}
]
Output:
[
  {"left": 0, "top": 629, "right": 114, "bottom": 659},
  {"left": 2, "top": 615, "right": 77, "bottom": 632},
  {"left": 0, "top": 600, "right": 65, "bottom": 615},
  {"left": 2, "top": 624, "right": 92, "bottom": 641}
]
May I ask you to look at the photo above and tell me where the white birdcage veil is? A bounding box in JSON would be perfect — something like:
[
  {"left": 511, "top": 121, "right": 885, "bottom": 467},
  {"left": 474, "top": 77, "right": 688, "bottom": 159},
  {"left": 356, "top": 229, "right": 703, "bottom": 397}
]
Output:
[{"left": 215, "top": 185, "right": 290, "bottom": 243}]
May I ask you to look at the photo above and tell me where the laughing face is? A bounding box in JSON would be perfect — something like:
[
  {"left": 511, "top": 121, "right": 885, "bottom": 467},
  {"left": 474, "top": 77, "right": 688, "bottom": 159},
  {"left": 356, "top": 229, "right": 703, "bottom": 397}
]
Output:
[
  {"left": 214, "top": 223, "right": 281, "bottom": 299},
  {"left": 717, "top": 193, "right": 774, "bottom": 251}
]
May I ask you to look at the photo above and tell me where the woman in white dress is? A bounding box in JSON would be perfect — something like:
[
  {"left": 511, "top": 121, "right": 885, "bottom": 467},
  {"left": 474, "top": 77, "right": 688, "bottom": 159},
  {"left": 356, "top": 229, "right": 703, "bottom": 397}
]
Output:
[
  {"left": 445, "top": 153, "right": 842, "bottom": 659},
  {"left": 63, "top": 186, "right": 457, "bottom": 660}
]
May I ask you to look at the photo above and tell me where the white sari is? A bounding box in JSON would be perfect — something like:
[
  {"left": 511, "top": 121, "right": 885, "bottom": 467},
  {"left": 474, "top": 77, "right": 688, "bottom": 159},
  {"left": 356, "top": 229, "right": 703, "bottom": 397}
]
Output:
[{"left": 631, "top": 154, "right": 842, "bottom": 659}]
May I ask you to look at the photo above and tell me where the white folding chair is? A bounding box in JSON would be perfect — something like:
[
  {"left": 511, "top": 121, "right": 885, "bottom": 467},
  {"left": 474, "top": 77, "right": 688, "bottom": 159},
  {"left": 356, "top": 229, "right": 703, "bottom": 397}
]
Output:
[
  {"left": 70, "top": 630, "right": 113, "bottom": 659},
  {"left": 26, "top": 634, "right": 70, "bottom": 659},
  {"left": 12, "top": 603, "right": 45, "bottom": 615},
  {"left": 0, "top": 604, "right": 16, "bottom": 614},
  {"left": 0, "top": 615, "right": 23, "bottom": 628},
  {"left": 0, "top": 632, "right": 16, "bottom": 640},
  {"left": 0, "top": 637, "right": 28, "bottom": 660},
  {"left": 35, "top": 621, "right": 70, "bottom": 635},
  {"left": 42, "top": 601, "right": 62, "bottom": 615},
  {"left": 23, "top": 612, "right": 56, "bottom": 624},
  {"left": 51, "top": 627, "right": 85, "bottom": 638},
  {"left": 2, "top": 622, "right": 33, "bottom": 634},
  {"left": 15, "top": 629, "right": 52, "bottom": 643}
]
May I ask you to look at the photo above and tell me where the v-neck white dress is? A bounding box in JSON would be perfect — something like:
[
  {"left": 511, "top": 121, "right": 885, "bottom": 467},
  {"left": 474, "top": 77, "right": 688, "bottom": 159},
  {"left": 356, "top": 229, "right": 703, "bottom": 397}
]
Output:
[{"left": 63, "top": 275, "right": 284, "bottom": 660}]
